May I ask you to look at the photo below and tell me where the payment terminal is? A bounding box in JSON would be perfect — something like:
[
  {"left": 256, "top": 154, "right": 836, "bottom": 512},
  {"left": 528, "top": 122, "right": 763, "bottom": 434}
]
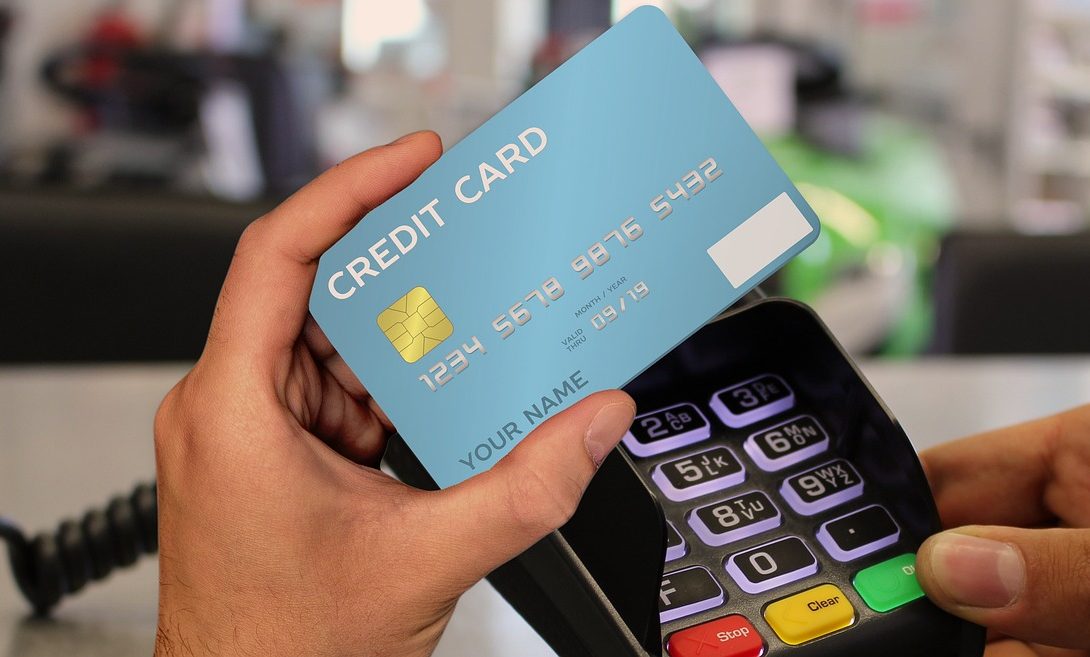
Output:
[{"left": 385, "top": 295, "right": 986, "bottom": 657}]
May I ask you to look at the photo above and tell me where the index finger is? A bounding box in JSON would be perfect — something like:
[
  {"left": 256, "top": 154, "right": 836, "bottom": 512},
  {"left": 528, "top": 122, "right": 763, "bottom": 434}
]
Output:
[
  {"left": 206, "top": 131, "right": 443, "bottom": 359},
  {"left": 920, "top": 406, "right": 1089, "bottom": 529}
]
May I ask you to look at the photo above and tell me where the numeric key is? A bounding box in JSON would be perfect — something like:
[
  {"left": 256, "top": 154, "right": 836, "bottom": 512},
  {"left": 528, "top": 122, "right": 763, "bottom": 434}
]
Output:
[
  {"left": 652, "top": 446, "right": 745, "bottom": 501},
  {"left": 688, "top": 491, "right": 781, "bottom": 547},
  {"left": 709, "top": 374, "right": 794, "bottom": 428},
  {"left": 623, "top": 403, "right": 711, "bottom": 457},
  {"left": 744, "top": 415, "right": 829, "bottom": 472},
  {"left": 780, "top": 459, "right": 864, "bottom": 516},
  {"left": 725, "top": 536, "right": 819, "bottom": 594}
]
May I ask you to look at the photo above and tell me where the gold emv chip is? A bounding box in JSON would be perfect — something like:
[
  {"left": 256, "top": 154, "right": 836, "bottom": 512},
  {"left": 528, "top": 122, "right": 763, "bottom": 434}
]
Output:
[{"left": 377, "top": 287, "right": 454, "bottom": 363}]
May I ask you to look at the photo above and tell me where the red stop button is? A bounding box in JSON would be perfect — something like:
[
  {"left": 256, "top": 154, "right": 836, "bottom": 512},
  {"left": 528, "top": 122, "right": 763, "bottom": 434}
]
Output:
[{"left": 667, "top": 614, "right": 765, "bottom": 657}]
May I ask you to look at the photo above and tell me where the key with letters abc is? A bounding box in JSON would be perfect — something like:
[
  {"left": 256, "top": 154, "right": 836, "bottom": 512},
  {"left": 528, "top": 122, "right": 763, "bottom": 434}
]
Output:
[{"left": 623, "top": 403, "right": 711, "bottom": 457}]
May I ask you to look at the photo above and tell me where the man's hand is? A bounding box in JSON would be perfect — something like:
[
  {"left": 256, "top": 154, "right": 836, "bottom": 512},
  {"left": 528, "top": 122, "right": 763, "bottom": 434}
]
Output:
[
  {"left": 917, "top": 404, "right": 1090, "bottom": 657},
  {"left": 153, "top": 132, "right": 636, "bottom": 657}
]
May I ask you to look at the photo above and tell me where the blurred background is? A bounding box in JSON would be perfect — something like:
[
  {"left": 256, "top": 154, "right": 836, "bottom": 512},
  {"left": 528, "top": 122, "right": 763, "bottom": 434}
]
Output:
[
  {"left": 2, "top": 3, "right": 1090, "bottom": 656},
  {"left": 1, "top": 0, "right": 1089, "bottom": 361}
]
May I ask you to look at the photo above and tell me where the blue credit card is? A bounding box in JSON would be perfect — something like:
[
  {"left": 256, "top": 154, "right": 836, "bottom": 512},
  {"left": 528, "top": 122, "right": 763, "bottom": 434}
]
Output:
[{"left": 309, "top": 7, "right": 820, "bottom": 488}]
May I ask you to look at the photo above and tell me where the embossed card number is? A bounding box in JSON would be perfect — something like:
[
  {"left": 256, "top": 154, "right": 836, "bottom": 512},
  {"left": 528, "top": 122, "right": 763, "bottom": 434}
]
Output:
[{"left": 308, "top": 8, "right": 822, "bottom": 488}]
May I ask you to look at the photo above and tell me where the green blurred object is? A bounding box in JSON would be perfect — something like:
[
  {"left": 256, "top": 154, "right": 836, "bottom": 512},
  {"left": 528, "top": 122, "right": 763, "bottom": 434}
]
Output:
[{"left": 765, "top": 115, "right": 954, "bottom": 355}]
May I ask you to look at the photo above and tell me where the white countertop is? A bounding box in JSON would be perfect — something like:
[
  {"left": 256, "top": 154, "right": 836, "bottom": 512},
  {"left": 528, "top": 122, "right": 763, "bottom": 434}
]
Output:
[{"left": 2, "top": 358, "right": 1089, "bottom": 657}]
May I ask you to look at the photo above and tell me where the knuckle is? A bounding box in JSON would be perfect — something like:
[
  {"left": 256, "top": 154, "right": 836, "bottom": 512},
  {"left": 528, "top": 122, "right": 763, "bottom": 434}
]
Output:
[
  {"left": 504, "top": 464, "right": 582, "bottom": 536},
  {"left": 154, "top": 380, "right": 182, "bottom": 433},
  {"left": 1059, "top": 532, "right": 1090, "bottom": 604},
  {"left": 1026, "top": 530, "right": 1090, "bottom": 612},
  {"left": 235, "top": 212, "right": 308, "bottom": 266},
  {"left": 153, "top": 372, "right": 218, "bottom": 454},
  {"left": 153, "top": 379, "right": 192, "bottom": 456},
  {"left": 234, "top": 220, "right": 267, "bottom": 257}
]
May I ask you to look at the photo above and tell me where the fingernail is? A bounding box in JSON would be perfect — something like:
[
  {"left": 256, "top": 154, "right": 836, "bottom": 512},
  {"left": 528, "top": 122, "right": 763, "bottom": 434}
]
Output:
[
  {"left": 928, "top": 532, "right": 1025, "bottom": 608},
  {"left": 584, "top": 402, "right": 635, "bottom": 467},
  {"left": 391, "top": 132, "right": 419, "bottom": 145}
]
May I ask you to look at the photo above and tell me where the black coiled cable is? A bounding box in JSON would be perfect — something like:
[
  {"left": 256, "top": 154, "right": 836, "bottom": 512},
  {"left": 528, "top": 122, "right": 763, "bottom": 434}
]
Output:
[{"left": 0, "top": 481, "right": 157, "bottom": 615}]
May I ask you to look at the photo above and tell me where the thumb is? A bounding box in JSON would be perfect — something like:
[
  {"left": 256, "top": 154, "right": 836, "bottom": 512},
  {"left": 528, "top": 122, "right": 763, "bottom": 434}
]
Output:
[
  {"left": 429, "top": 390, "right": 635, "bottom": 588},
  {"left": 916, "top": 526, "right": 1090, "bottom": 649}
]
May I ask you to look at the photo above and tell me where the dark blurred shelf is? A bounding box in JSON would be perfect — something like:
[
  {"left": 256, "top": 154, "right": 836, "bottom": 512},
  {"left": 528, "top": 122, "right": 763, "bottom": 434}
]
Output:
[
  {"left": 0, "top": 186, "right": 279, "bottom": 229},
  {"left": 0, "top": 187, "right": 279, "bottom": 363}
]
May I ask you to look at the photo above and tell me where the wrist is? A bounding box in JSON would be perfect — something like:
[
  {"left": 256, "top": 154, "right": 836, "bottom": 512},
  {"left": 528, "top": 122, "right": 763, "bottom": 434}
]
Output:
[{"left": 155, "top": 586, "right": 334, "bottom": 657}]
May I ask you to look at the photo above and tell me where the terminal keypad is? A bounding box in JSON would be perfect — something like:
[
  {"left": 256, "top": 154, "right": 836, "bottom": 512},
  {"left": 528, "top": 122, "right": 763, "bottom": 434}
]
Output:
[{"left": 623, "top": 373, "right": 925, "bottom": 653}]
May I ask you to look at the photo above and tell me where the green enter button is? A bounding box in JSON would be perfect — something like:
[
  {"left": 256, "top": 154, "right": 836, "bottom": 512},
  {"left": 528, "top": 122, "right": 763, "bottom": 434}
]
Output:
[{"left": 853, "top": 553, "right": 925, "bottom": 612}]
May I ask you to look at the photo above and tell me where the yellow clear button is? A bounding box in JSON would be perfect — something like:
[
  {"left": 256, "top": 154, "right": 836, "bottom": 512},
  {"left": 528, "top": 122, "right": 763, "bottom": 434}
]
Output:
[{"left": 764, "top": 584, "right": 856, "bottom": 645}]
